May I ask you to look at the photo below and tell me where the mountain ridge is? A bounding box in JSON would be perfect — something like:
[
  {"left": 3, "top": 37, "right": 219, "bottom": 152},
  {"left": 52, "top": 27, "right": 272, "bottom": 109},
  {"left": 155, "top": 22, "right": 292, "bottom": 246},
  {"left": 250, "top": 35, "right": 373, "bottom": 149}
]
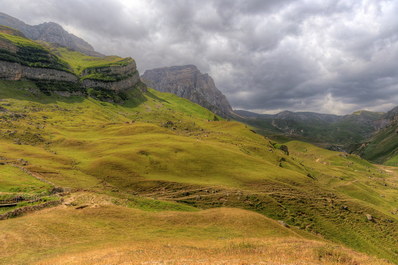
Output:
[
  {"left": 0, "top": 12, "right": 102, "bottom": 57},
  {"left": 234, "top": 108, "right": 387, "bottom": 151}
]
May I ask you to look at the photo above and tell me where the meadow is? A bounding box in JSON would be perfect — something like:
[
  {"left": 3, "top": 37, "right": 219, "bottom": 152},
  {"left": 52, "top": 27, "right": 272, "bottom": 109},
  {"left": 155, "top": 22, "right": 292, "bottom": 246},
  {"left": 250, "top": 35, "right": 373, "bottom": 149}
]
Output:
[{"left": 0, "top": 79, "right": 397, "bottom": 264}]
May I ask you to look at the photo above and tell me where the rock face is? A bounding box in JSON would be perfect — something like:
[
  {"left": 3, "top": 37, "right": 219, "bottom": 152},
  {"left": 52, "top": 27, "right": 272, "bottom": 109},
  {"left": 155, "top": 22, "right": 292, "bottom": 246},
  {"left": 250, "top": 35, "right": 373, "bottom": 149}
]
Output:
[
  {"left": 0, "top": 12, "right": 102, "bottom": 57},
  {"left": 142, "top": 65, "right": 232, "bottom": 118},
  {"left": 0, "top": 26, "right": 140, "bottom": 94},
  {"left": 82, "top": 72, "right": 140, "bottom": 92},
  {"left": 81, "top": 58, "right": 140, "bottom": 92},
  {"left": 384, "top": 106, "right": 398, "bottom": 123},
  {"left": 0, "top": 60, "right": 78, "bottom": 82},
  {"left": 0, "top": 58, "right": 140, "bottom": 95}
]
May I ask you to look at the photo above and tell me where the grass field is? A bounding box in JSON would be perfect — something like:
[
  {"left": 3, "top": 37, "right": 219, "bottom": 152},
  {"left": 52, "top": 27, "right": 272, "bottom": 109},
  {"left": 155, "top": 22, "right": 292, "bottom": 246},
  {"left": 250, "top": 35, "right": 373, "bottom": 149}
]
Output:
[
  {"left": 0, "top": 165, "right": 51, "bottom": 194},
  {"left": 0, "top": 195, "right": 391, "bottom": 265},
  {"left": 0, "top": 80, "right": 397, "bottom": 264}
]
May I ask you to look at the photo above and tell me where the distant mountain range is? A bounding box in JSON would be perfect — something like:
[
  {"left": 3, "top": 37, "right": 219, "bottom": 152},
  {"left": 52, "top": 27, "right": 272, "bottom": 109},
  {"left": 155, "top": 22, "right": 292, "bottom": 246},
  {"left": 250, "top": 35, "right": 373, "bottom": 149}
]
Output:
[
  {"left": 234, "top": 109, "right": 387, "bottom": 151},
  {"left": 142, "top": 65, "right": 233, "bottom": 118},
  {"left": 0, "top": 12, "right": 102, "bottom": 57}
]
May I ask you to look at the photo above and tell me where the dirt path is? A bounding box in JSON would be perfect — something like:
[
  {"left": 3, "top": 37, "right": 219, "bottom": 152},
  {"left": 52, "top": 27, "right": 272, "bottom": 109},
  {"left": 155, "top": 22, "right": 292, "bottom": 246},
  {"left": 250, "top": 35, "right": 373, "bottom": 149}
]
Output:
[{"left": 377, "top": 165, "right": 398, "bottom": 178}]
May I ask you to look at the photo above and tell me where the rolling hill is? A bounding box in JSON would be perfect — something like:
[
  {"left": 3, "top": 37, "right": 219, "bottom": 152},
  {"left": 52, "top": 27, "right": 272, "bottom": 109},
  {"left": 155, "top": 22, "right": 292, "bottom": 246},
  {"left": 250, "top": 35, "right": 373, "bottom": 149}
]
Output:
[{"left": 0, "top": 26, "right": 397, "bottom": 265}]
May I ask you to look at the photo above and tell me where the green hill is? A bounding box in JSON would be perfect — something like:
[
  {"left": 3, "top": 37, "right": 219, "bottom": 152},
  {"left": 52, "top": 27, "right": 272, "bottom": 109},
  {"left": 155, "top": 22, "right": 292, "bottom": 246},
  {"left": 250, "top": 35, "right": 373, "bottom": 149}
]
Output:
[
  {"left": 0, "top": 80, "right": 397, "bottom": 264},
  {"left": 0, "top": 28, "right": 397, "bottom": 264},
  {"left": 356, "top": 107, "right": 398, "bottom": 166}
]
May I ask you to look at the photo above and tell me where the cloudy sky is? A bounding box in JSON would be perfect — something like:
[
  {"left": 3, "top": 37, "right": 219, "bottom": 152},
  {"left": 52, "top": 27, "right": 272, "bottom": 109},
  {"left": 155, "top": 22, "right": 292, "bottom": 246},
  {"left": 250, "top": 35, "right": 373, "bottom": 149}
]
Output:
[{"left": 1, "top": 0, "right": 398, "bottom": 114}]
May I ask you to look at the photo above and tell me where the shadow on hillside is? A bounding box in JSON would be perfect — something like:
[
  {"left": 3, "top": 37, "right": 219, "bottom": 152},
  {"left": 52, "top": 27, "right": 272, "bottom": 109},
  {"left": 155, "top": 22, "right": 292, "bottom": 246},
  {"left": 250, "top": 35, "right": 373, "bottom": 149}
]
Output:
[
  {"left": 0, "top": 80, "right": 149, "bottom": 108},
  {"left": 145, "top": 90, "right": 170, "bottom": 104},
  {"left": 0, "top": 80, "right": 85, "bottom": 104}
]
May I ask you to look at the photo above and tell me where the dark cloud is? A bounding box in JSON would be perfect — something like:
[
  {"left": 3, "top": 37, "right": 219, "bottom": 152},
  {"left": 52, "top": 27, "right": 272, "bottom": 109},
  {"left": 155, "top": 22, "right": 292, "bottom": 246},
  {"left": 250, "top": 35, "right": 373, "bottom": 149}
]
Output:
[{"left": 0, "top": 0, "right": 397, "bottom": 114}]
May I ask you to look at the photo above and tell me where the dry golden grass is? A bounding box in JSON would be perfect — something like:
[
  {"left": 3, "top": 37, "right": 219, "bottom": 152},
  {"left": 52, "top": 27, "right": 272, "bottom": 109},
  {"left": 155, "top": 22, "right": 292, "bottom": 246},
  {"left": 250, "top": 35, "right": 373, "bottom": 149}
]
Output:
[
  {"left": 36, "top": 238, "right": 392, "bottom": 265},
  {"left": 0, "top": 193, "right": 392, "bottom": 265}
]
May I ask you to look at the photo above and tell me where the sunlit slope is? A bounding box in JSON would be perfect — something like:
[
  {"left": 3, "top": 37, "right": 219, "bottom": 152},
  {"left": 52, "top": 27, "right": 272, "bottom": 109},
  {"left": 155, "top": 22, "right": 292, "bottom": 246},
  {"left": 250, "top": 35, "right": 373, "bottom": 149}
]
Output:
[{"left": 0, "top": 80, "right": 398, "bottom": 263}]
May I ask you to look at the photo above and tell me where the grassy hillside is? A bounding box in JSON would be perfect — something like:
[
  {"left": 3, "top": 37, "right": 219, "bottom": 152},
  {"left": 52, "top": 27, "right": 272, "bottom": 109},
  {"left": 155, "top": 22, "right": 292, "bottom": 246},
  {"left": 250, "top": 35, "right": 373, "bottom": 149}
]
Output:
[
  {"left": 0, "top": 29, "right": 69, "bottom": 71},
  {"left": 0, "top": 80, "right": 397, "bottom": 264},
  {"left": 358, "top": 123, "right": 398, "bottom": 166},
  {"left": 51, "top": 47, "right": 132, "bottom": 75}
]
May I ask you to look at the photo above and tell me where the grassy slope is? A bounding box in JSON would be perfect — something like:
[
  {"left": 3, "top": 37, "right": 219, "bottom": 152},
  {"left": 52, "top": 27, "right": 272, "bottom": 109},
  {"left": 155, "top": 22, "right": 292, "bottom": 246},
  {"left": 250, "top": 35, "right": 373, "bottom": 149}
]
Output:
[
  {"left": 0, "top": 80, "right": 397, "bottom": 264},
  {"left": 359, "top": 123, "right": 398, "bottom": 166},
  {"left": 0, "top": 32, "right": 69, "bottom": 71},
  {"left": 52, "top": 47, "right": 132, "bottom": 75}
]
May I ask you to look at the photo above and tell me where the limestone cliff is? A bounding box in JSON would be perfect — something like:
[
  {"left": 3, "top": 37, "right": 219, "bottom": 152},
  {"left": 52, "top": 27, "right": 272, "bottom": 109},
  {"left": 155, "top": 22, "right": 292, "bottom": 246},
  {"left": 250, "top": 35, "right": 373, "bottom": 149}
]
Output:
[
  {"left": 81, "top": 59, "right": 140, "bottom": 91},
  {"left": 0, "top": 60, "right": 77, "bottom": 82},
  {"left": 0, "top": 27, "right": 141, "bottom": 99},
  {"left": 142, "top": 65, "right": 232, "bottom": 118}
]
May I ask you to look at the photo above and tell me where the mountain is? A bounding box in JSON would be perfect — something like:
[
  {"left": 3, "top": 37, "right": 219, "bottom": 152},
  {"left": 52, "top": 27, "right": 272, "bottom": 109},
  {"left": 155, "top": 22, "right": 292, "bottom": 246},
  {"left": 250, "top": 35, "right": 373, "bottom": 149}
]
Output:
[
  {"left": 0, "top": 12, "right": 102, "bottom": 57},
  {"left": 356, "top": 106, "right": 398, "bottom": 165},
  {"left": 142, "top": 65, "right": 233, "bottom": 118},
  {"left": 1, "top": 25, "right": 398, "bottom": 264},
  {"left": 384, "top": 106, "right": 398, "bottom": 121},
  {"left": 235, "top": 109, "right": 384, "bottom": 151},
  {"left": 0, "top": 25, "right": 140, "bottom": 101}
]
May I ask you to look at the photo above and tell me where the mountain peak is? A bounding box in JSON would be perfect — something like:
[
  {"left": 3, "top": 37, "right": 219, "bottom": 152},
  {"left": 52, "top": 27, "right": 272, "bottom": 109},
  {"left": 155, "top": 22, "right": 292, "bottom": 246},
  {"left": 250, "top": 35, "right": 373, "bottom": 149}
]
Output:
[
  {"left": 0, "top": 12, "right": 102, "bottom": 57},
  {"left": 385, "top": 106, "right": 398, "bottom": 121},
  {"left": 142, "top": 65, "right": 233, "bottom": 118}
]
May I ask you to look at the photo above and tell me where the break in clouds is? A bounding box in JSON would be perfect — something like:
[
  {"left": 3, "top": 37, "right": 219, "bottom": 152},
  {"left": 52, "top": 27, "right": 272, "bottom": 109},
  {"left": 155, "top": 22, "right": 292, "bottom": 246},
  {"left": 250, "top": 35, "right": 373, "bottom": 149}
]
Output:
[{"left": 1, "top": 0, "right": 398, "bottom": 114}]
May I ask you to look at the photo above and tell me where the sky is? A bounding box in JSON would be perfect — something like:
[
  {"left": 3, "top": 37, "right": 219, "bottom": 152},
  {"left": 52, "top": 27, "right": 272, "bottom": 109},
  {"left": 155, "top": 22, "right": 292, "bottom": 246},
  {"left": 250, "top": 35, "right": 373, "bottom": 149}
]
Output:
[{"left": 1, "top": 0, "right": 398, "bottom": 114}]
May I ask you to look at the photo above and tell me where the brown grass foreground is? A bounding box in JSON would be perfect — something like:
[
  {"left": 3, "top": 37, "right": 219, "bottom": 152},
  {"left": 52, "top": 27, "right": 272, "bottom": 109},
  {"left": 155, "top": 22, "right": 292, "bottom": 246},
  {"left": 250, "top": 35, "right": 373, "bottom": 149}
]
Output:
[
  {"left": 36, "top": 238, "right": 391, "bottom": 265},
  {"left": 0, "top": 192, "right": 390, "bottom": 265}
]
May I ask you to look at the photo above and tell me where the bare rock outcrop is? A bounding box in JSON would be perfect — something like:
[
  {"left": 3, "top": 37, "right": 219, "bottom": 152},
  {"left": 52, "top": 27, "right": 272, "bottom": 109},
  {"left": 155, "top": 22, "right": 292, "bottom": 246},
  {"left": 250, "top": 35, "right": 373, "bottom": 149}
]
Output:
[
  {"left": 82, "top": 72, "right": 140, "bottom": 92},
  {"left": 142, "top": 65, "right": 232, "bottom": 118},
  {"left": 0, "top": 60, "right": 78, "bottom": 82},
  {"left": 81, "top": 59, "right": 140, "bottom": 91}
]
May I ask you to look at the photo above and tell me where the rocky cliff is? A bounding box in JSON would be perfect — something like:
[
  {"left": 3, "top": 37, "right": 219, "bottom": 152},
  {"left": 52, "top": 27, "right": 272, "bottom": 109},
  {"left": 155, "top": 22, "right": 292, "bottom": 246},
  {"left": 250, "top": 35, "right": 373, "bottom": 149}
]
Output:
[
  {"left": 0, "top": 60, "right": 77, "bottom": 82},
  {"left": 0, "top": 27, "right": 141, "bottom": 99},
  {"left": 81, "top": 58, "right": 140, "bottom": 91},
  {"left": 0, "top": 12, "right": 102, "bottom": 57},
  {"left": 384, "top": 106, "right": 398, "bottom": 123},
  {"left": 142, "top": 65, "right": 232, "bottom": 118}
]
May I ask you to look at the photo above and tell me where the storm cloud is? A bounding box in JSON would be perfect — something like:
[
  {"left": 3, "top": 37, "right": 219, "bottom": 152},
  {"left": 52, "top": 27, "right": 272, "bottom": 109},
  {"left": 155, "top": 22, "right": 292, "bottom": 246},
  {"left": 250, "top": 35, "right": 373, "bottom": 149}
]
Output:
[{"left": 1, "top": 0, "right": 397, "bottom": 114}]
